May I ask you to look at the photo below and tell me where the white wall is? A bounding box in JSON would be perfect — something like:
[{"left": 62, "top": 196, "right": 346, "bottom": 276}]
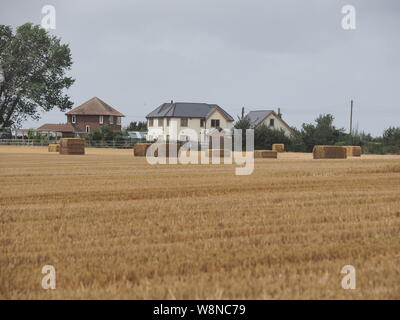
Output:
[
  {"left": 146, "top": 109, "right": 233, "bottom": 141},
  {"left": 206, "top": 109, "right": 233, "bottom": 131},
  {"left": 259, "top": 113, "right": 292, "bottom": 137}
]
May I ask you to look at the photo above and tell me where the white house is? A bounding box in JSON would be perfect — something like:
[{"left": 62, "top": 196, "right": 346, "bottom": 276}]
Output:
[
  {"left": 146, "top": 101, "right": 234, "bottom": 142},
  {"left": 245, "top": 109, "right": 294, "bottom": 136}
]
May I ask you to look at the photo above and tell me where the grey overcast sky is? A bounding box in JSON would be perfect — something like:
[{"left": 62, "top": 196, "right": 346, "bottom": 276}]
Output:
[{"left": 1, "top": 0, "right": 399, "bottom": 135}]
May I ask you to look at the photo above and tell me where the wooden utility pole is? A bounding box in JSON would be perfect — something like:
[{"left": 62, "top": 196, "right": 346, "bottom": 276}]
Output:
[{"left": 349, "top": 100, "right": 353, "bottom": 135}]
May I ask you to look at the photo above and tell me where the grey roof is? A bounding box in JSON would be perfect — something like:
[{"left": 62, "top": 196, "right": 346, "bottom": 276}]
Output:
[
  {"left": 146, "top": 102, "right": 234, "bottom": 121},
  {"left": 245, "top": 110, "right": 273, "bottom": 127}
]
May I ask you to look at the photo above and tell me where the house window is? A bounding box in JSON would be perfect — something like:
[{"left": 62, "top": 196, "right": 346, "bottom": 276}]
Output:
[
  {"left": 200, "top": 119, "right": 205, "bottom": 127},
  {"left": 71, "top": 115, "right": 76, "bottom": 124},
  {"left": 117, "top": 117, "right": 121, "bottom": 125},
  {"left": 269, "top": 118, "right": 275, "bottom": 127},
  {"left": 99, "top": 115, "right": 103, "bottom": 124},
  {"left": 181, "top": 118, "right": 188, "bottom": 127},
  {"left": 86, "top": 125, "right": 90, "bottom": 133},
  {"left": 211, "top": 119, "right": 220, "bottom": 128},
  {"left": 109, "top": 116, "right": 114, "bottom": 124},
  {"left": 149, "top": 119, "right": 154, "bottom": 127},
  {"left": 167, "top": 119, "right": 170, "bottom": 126},
  {"left": 158, "top": 118, "right": 164, "bottom": 127}
]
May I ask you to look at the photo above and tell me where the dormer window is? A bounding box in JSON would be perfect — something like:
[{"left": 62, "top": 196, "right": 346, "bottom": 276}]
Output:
[
  {"left": 269, "top": 118, "right": 275, "bottom": 127},
  {"left": 71, "top": 115, "right": 76, "bottom": 124}
]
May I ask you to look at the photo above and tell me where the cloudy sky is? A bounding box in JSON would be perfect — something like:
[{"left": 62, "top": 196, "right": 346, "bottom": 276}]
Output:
[{"left": 2, "top": 0, "right": 399, "bottom": 135}]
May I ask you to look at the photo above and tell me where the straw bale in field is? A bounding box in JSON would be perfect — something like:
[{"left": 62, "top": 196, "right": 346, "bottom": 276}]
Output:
[
  {"left": 48, "top": 144, "right": 60, "bottom": 152},
  {"left": 153, "top": 143, "right": 181, "bottom": 157},
  {"left": 208, "top": 149, "right": 231, "bottom": 158},
  {"left": 272, "top": 144, "right": 285, "bottom": 153},
  {"left": 313, "top": 145, "right": 346, "bottom": 159},
  {"left": 344, "top": 146, "right": 362, "bottom": 157},
  {"left": 59, "top": 138, "right": 85, "bottom": 155},
  {"left": 254, "top": 150, "right": 278, "bottom": 159},
  {"left": 133, "top": 143, "right": 152, "bottom": 157}
]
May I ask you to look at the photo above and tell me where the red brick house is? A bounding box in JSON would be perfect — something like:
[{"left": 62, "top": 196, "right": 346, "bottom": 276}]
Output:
[{"left": 38, "top": 97, "right": 125, "bottom": 137}]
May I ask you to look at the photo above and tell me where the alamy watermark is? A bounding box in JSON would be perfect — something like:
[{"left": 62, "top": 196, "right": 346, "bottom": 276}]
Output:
[
  {"left": 341, "top": 5, "right": 356, "bottom": 30},
  {"left": 41, "top": 265, "right": 56, "bottom": 290},
  {"left": 145, "top": 128, "right": 255, "bottom": 175},
  {"left": 341, "top": 265, "right": 356, "bottom": 289},
  {"left": 41, "top": 5, "right": 56, "bottom": 30}
]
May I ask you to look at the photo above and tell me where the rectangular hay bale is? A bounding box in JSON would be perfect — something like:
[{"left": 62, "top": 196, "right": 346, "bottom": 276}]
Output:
[
  {"left": 344, "top": 146, "right": 362, "bottom": 157},
  {"left": 208, "top": 149, "right": 231, "bottom": 158},
  {"left": 59, "top": 138, "right": 85, "bottom": 155},
  {"left": 48, "top": 144, "right": 60, "bottom": 152},
  {"left": 272, "top": 144, "right": 285, "bottom": 153},
  {"left": 133, "top": 143, "right": 152, "bottom": 157},
  {"left": 153, "top": 143, "right": 181, "bottom": 157},
  {"left": 139, "top": 143, "right": 182, "bottom": 158},
  {"left": 254, "top": 150, "right": 278, "bottom": 159},
  {"left": 313, "top": 145, "right": 347, "bottom": 159}
]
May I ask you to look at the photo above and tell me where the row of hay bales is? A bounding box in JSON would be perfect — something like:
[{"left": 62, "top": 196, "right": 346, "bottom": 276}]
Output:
[
  {"left": 313, "top": 145, "right": 362, "bottom": 159},
  {"left": 48, "top": 138, "right": 85, "bottom": 155},
  {"left": 49, "top": 141, "right": 361, "bottom": 160},
  {"left": 133, "top": 143, "right": 286, "bottom": 159}
]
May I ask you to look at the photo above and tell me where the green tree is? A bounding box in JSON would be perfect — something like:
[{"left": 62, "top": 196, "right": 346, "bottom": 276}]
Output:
[
  {"left": 336, "top": 128, "right": 372, "bottom": 147},
  {"left": 0, "top": 23, "right": 74, "bottom": 127},
  {"left": 233, "top": 108, "right": 251, "bottom": 147},
  {"left": 234, "top": 117, "right": 251, "bottom": 131},
  {"left": 87, "top": 126, "right": 122, "bottom": 142},
  {"left": 127, "top": 121, "right": 147, "bottom": 131},
  {"left": 254, "top": 125, "right": 291, "bottom": 150},
  {"left": 234, "top": 107, "right": 252, "bottom": 129},
  {"left": 300, "top": 114, "right": 345, "bottom": 152},
  {"left": 382, "top": 127, "right": 400, "bottom": 149}
]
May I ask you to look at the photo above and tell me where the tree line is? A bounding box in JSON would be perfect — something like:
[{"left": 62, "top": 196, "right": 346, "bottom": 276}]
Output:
[{"left": 235, "top": 113, "right": 400, "bottom": 154}]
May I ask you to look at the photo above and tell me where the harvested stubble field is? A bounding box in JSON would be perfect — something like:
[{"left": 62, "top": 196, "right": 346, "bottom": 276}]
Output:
[{"left": 1, "top": 146, "right": 400, "bottom": 299}]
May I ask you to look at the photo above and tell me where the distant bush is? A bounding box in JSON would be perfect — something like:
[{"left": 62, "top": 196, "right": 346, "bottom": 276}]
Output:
[
  {"left": 362, "top": 142, "right": 396, "bottom": 155},
  {"left": 232, "top": 112, "right": 400, "bottom": 155},
  {"left": 86, "top": 126, "right": 123, "bottom": 141},
  {"left": 382, "top": 127, "right": 400, "bottom": 151},
  {"left": 254, "top": 125, "right": 291, "bottom": 150},
  {"left": 126, "top": 121, "right": 147, "bottom": 132}
]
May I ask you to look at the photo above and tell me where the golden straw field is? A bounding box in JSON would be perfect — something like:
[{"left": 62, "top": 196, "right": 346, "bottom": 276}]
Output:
[{"left": 1, "top": 145, "right": 400, "bottom": 299}]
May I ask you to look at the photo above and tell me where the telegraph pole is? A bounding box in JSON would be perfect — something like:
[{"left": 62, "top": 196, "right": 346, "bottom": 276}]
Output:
[{"left": 349, "top": 100, "right": 353, "bottom": 135}]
